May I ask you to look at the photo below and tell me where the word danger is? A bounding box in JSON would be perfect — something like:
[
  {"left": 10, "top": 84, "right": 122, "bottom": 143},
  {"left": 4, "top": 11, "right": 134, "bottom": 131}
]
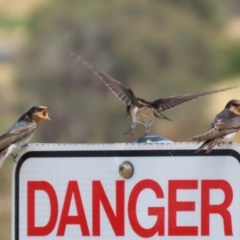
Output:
[{"left": 27, "top": 179, "right": 233, "bottom": 237}]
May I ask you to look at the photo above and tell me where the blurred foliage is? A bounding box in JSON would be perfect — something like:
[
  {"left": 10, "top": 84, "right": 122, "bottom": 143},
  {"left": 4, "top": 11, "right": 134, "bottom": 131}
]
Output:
[
  {"left": 13, "top": 0, "right": 240, "bottom": 144},
  {"left": 0, "top": 17, "right": 23, "bottom": 29},
  {"left": 0, "top": 0, "right": 240, "bottom": 239},
  {"left": 222, "top": 42, "right": 240, "bottom": 76}
]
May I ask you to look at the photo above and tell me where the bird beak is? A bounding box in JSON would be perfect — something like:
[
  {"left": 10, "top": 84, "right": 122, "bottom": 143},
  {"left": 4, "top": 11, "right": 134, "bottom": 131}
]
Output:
[
  {"left": 125, "top": 111, "right": 131, "bottom": 117},
  {"left": 42, "top": 107, "right": 50, "bottom": 120}
]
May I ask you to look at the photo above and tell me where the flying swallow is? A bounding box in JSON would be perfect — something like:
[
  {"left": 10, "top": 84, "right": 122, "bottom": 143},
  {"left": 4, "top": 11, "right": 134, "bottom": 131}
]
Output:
[
  {"left": 191, "top": 99, "right": 240, "bottom": 153},
  {"left": 66, "top": 49, "right": 237, "bottom": 138},
  {"left": 0, "top": 106, "right": 50, "bottom": 170}
]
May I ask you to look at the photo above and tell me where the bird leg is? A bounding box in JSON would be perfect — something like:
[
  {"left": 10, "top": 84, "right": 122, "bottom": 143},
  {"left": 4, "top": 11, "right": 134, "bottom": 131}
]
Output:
[
  {"left": 123, "top": 128, "right": 133, "bottom": 136},
  {"left": 11, "top": 144, "right": 28, "bottom": 163},
  {"left": 137, "top": 125, "right": 150, "bottom": 140},
  {"left": 123, "top": 121, "right": 137, "bottom": 136},
  {"left": 143, "top": 125, "right": 150, "bottom": 137}
]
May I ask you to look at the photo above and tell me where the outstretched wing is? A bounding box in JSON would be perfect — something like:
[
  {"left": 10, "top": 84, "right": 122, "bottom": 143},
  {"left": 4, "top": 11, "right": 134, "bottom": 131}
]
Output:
[
  {"left": 152, "top": 86, "right": 238, "bottom": 111},
  {"left": 0, "top": 120, "right": 36, "bottom": 152},
  {"left": 66, "top": 48, "right": 136, "bottom": 106}
]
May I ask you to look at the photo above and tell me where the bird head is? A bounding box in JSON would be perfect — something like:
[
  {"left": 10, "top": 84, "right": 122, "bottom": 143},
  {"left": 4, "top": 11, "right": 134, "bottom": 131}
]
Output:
[
  {"left": 125, "top": 106, "right": 131, "bottom": 117},
  {"left": 225, "top": 99, "right": 240, "bottom": 115},
  {"left": 27, "top": 106, "right": 50, "bottom": 123}
]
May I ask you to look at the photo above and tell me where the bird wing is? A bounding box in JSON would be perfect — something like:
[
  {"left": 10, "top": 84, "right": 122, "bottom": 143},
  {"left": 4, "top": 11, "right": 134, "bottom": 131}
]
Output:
[
  {"left": 151, "top": 86, "right": 238, "bottom": 111},
  {"left": 0, "top": 121, "right": 36, "bottom": 151},
  {"left": 66, "top": 49, "right": 136, "bottom": 106},
  {"left": 214, "top": 116, "right": 240, "bottom": 131},
  {"left": 190, "top": 128, "right": 236, "bottom": 142},
  {"left": 191, "top": 116, "right": 240, "bottom": 141}
]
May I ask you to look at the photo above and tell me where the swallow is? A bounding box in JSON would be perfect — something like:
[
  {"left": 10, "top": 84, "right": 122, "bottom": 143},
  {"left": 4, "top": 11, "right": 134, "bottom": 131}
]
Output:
[
  {"left": 0, "top": 106, "right": 50, "bottom": 170},
  {"left": 190, "top": 99, "right": 240, "bottom": 153},
  {"left": 66, "top": 49, "right": 237, "bottom": 138}
]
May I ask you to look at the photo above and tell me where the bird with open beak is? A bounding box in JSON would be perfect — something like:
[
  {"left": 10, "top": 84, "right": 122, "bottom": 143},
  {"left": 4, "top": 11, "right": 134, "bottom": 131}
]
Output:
[
  {"left": 0, "top": 106, "right": 50, "bottom": 169},
  {"left": 191, "top": 99, "right": 240, "bottom": 153}
]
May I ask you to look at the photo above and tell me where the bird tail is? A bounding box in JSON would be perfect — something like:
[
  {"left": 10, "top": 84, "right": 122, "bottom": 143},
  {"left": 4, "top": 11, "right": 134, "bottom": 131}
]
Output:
[
  {"left": 206, "top": 138, "right": 219, "bottom": 153},
  {"left": 154, "top": 111, "right": 172, "bottom": 121},
  {"left": 195, "top": 140, "right": 209, "bottom": 153},
  {"left": 194, "top": 139, "right": 219, "bottom": 154}
]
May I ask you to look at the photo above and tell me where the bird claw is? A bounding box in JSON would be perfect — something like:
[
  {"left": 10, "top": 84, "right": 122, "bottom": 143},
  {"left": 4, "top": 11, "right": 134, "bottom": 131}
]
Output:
[
  {"left": 217, "top": 142, "right": 233, "bottom": 147},
  {"left": 21, "top": 144, "right": 28, "bottom": 148},
  {"left": 123, "top": 131, "right": 133, "bottom": 136},
  {"left": 11, "top": 154, "right": 18, "bottom": 163}
]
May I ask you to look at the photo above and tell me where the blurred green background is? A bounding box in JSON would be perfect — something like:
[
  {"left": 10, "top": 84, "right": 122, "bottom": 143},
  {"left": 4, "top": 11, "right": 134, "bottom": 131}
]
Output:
[{"left": 0, "top": 0, "right": 240, "bottom": 239}]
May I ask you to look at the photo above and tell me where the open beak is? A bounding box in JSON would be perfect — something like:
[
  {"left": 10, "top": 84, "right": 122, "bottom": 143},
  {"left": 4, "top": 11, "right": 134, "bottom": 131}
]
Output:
[{"left": 42, "top": 107, "right": 50, "bottom": 120}]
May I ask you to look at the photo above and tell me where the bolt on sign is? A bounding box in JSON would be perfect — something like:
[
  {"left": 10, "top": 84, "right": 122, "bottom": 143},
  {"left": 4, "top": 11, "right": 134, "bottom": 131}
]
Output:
[{"left": 13, "top": 143, "right": 240, "bottom": 239}]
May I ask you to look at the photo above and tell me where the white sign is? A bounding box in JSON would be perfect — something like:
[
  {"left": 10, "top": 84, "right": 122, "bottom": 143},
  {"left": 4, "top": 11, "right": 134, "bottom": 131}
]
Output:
[{"left": 13, "top": 143, "right": 240, "bottom": 239}]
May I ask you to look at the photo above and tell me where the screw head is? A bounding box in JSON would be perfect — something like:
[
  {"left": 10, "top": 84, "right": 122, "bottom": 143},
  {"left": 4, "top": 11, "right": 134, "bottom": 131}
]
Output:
[{"left": 119, "top": 161, "right": 134, "bottom": 179}]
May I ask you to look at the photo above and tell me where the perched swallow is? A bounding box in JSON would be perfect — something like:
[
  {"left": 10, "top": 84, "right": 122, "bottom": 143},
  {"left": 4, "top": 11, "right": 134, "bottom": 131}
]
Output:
[
  {"left": 66, "top": 49, "right": 237, "bottom": 138},
  {"left": 191, "top": 99, "right": 240, "bottom": 153},
  {"left": 0, "top": 106, "right": 50, "bottom": 170}
]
